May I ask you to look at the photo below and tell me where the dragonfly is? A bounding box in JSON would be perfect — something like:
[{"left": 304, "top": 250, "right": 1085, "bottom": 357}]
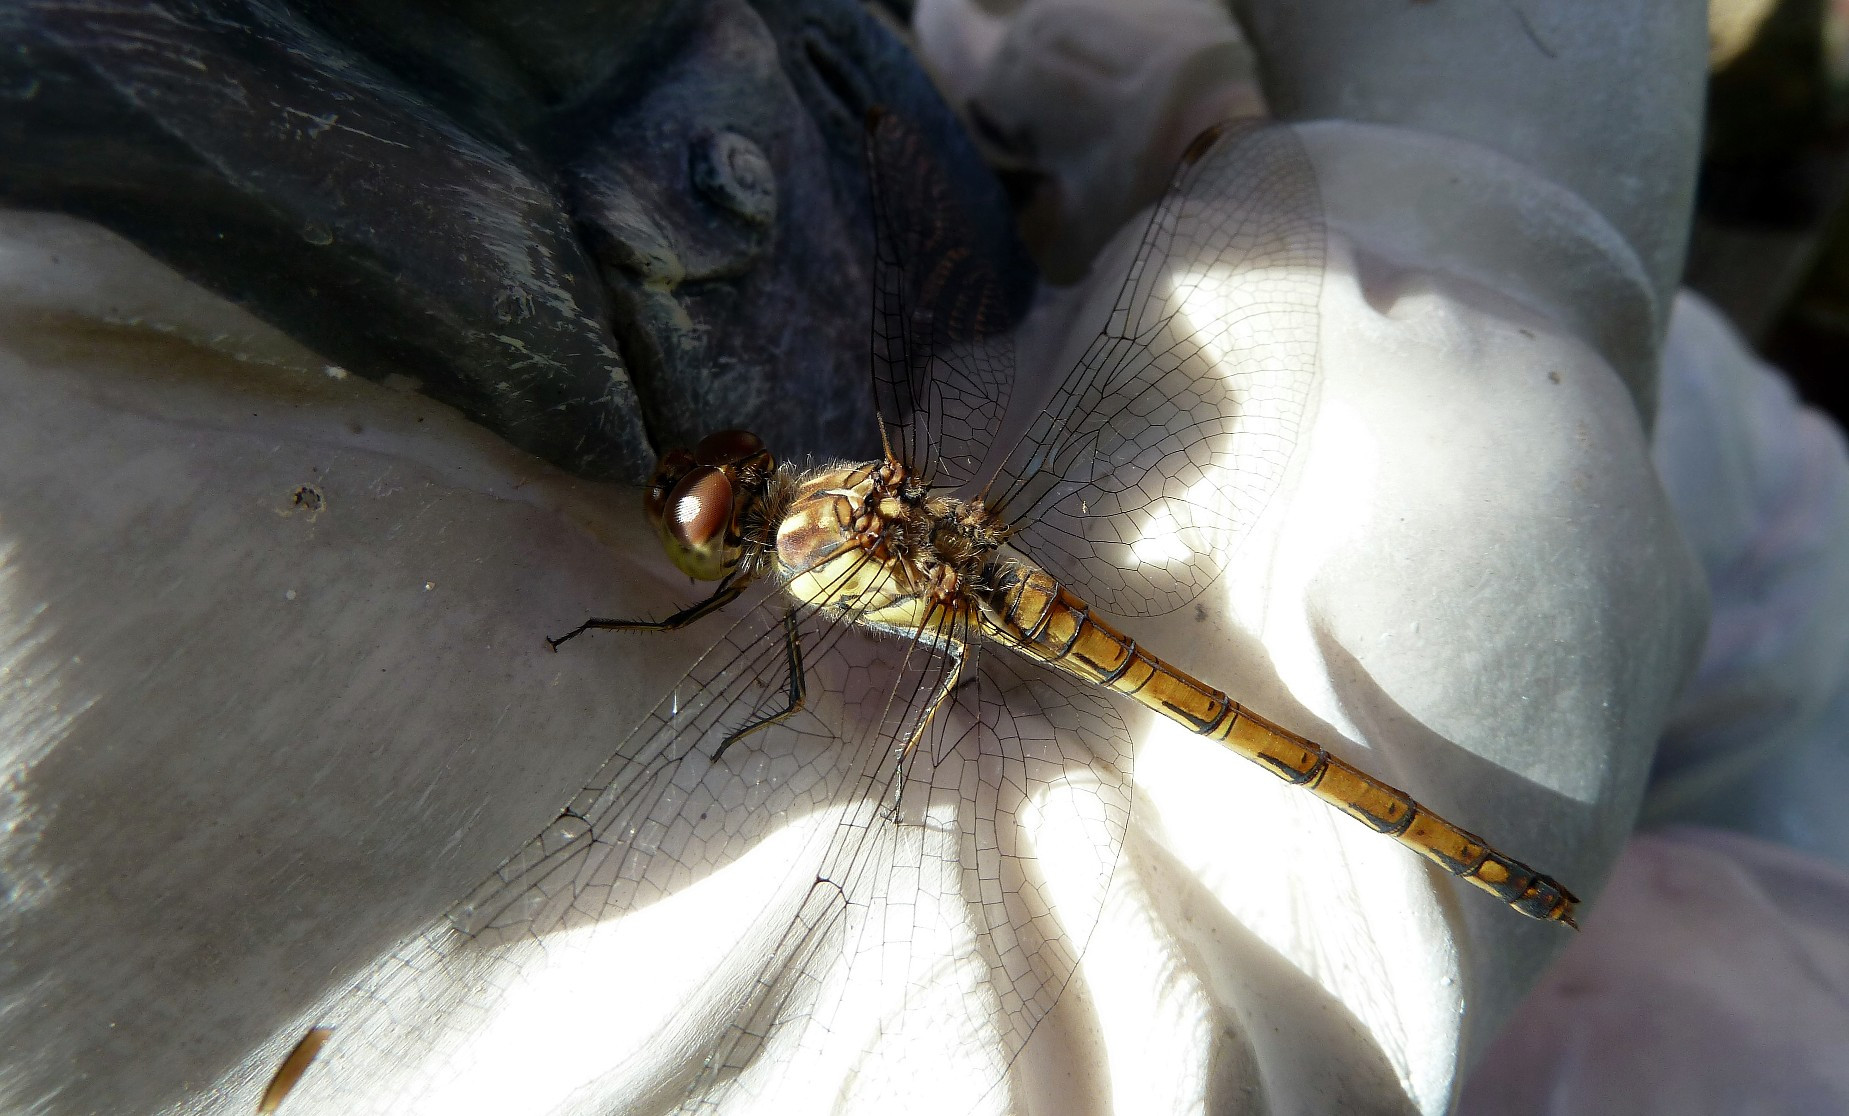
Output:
[{"left": 256, "top": 110, "right": 1577, "bottom": 1116}]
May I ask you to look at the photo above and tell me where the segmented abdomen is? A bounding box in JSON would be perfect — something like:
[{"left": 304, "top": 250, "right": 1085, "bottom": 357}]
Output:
[{"left": 979, "top": 560, "right": 1578, "bottom": 926}]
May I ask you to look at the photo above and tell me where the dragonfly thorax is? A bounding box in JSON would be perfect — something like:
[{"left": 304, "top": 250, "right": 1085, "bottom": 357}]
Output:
[{"left": 776, "top": 459, "right": 1004, "bottom": 631}]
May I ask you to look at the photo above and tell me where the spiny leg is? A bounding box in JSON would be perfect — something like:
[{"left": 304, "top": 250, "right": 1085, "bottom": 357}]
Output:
[
  {"left": 547, "top": 577, "right": 745, "bottom": 650},
  {"left": 886, "top": 630, "right": 969, "bottom": 821},
  {"left": 712, "top": 609, "right": 807, "bottom": 763},
  {"left": 903, "top": 639, "right": 971, "bottom": 762},
  {"left": 710, "top": 550, "right": 893, "bottom": 763}
]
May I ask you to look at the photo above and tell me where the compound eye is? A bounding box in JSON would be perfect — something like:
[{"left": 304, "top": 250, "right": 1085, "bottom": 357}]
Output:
[
  {"left": 645, "top": 448, "right": 698, "bottom": 531},
  {"left": 693, "top": 429, "right": 767, "bottom": 468},
  {"left": 665, "top": 467, "right": 733, "bottom": 549},
  {"left": 660, "top": 466, "right": 742, "bottom": 580}
]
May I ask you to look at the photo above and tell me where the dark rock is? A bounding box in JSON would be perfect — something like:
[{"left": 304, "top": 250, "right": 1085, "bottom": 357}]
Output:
[{"left": 0, "top": 0, "right": 1034, "bottom": 482}]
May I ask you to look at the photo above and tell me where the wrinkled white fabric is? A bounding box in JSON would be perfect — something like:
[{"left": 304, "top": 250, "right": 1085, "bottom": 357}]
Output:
[
  {"left": 915, "top": 0, "right": 1267, "bottom": 281},
  {"left": 0, "top": 100, "right": 1699, "bottom": 1116},
  {"left": 1458, "top": 827, "right": 1849, "bottom": 1116},
  {"left": 1648, "top": 292, "right": 1849, "bottom": 866},
  {"left": 919, "top": 4, "right": 1849, "bottom": 1116},
  {"left": 0, "top": 2, "right": 1733, "bottom": 1114},
  {"left": 1449, "top": 297, "right": 1849, "bottom": 1114}
]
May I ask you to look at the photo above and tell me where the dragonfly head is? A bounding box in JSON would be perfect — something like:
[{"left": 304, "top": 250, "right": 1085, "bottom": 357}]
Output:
[{"left": 644, "top": 429, "right": 775, "bottom": 581}]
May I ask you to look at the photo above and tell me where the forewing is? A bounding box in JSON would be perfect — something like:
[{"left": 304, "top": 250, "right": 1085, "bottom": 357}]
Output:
[
  {"left": 909, "top": 648, "right": 1133, "bottom": 1074},
  {"left": 866, "top": 108, "right": 1025, "bottom": 488},
  {"left": 244, "top": 569, "right": 1132, "bottom": 1114},
  {"left": 246, "top": 579, "right": 918, "bottom": 1115},
  {"left": 989, "top": 122, "right": 1324, "bottom": 616},
  {"left": 676, "top": 629, "right": 1136, "bottom": 1112}
]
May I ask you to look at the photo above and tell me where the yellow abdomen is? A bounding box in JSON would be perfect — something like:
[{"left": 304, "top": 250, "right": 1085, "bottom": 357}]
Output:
[{"left": 978, "top": 560, "right": 1578, "bottom": 926}]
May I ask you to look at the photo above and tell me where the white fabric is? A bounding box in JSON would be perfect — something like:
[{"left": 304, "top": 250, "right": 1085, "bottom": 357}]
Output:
[
  {"left": 915, "top": 0, "right": 1267, "bottom": 281},
  {"left": 1457, "top": 827, "right": 1849, "bottom": 1116},
  {"left": 0, "top": 102, "right": 1701, "bottom": 1116},
  {"left": 916, "top": 3, "right": 1849, "bottom": 1115},
  {"left": 1648, "top": 292, "right": 1849, "bottom": 865},
  {"left": 6, "top": 1, "right": 1800, "bottom": 1113},
  {"left": 1448, "top": 297, "right": 1849, "bottom": 1115}
]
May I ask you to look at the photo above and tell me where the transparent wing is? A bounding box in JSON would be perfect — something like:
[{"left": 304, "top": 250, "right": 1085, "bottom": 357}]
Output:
[
  {"left": 252, "top": 574, "right": 1131, "bottom": 1114},
  {"left": 907, "top": 646, "right": 1132, "bottom": 1074},
  {"left": 679, "top": 621, "right": 1135, "bottom": 1113},
  {"left": 866, "top": 107, "right": 1026, "bottom": 489},
  {"left": 251, "top": 571, "right": 875, "bottom": 1114},
  {"left": 986, "top": 121, "right": 1324, "bottom": 616}
]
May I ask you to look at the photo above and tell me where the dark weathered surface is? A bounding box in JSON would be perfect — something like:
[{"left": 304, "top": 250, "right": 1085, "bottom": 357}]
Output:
[{"left": 0, "top": 0, "right": 1033, "bottom": 481}]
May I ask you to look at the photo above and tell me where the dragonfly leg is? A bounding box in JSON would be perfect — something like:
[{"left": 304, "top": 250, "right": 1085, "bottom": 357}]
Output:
[
  {"left": 886, "top": 637, "right": 969, "bottom": 820},
  {"left": 547, "top": 578, "right": 745, "bottom": 650},
  {"left": 713, "top": 609, "right": 806, "bottom": 762}
]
